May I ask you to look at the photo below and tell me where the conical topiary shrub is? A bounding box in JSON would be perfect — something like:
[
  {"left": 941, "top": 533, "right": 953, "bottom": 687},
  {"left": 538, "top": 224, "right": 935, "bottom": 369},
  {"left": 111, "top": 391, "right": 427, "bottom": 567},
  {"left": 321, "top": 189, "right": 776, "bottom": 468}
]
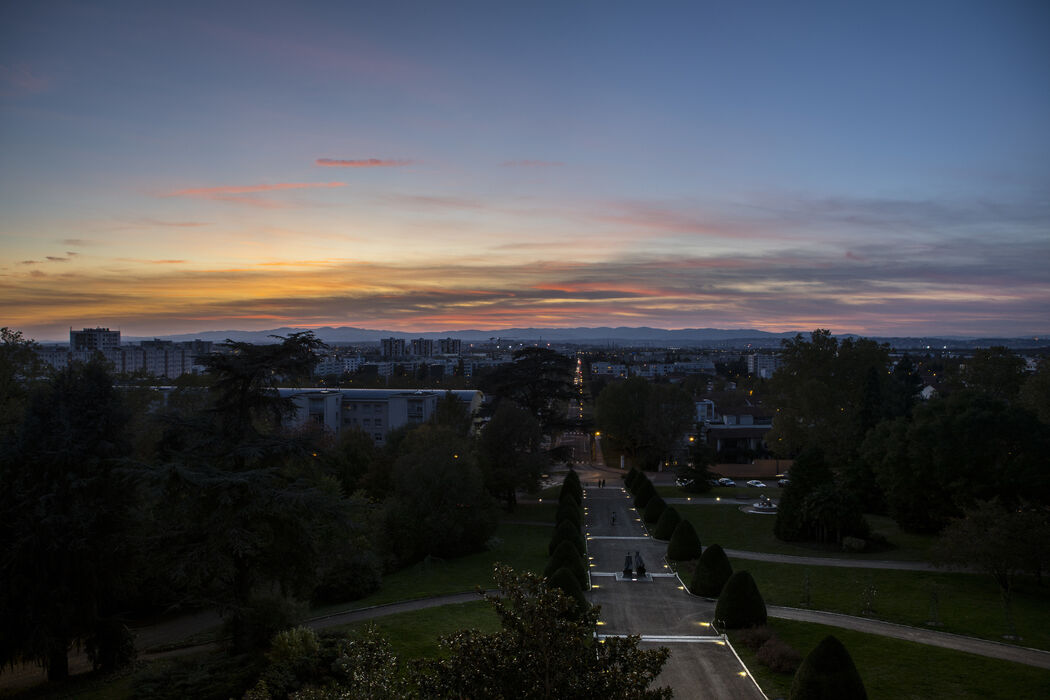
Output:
[
  {"left": 714, "top": 570, "right": 767, "bottom": 629},
  {"left": 562, "top": 470, "right": 583, "bottom": 502},
  {"left": 625, "top": 467, "right": 640, "bottom": 490},
  {"left": 556, "top": 499, "right": 582, "bottom": 529},
  {"left": 666, "top": 519, "right": 702, "bottom": 561},
  {"left": 789, "top": 635, "right": 867, "bottom": 700},
  {"left": 548, "top": 565, "right": 589, "bottom": 615},
  {"left": 643, "top": 496, "right": 666, "bottom": 524},
  {"left": 545, "top": 539, "right": 588, "bottom": 589},
  {"left": 633, "top": 478, "right": 656, "bottom": 510},
  {"left": 653, "top": 506, "right": 681, "bottom": 540},
  {"left": 558, "top": 483, "right": 581, "bottom": 506},
  {"left": 690, "top": 543, "right": 733, "bottom": 597},
  {"left": 548, "top": 519, "right": 585, "bottom": 556}
]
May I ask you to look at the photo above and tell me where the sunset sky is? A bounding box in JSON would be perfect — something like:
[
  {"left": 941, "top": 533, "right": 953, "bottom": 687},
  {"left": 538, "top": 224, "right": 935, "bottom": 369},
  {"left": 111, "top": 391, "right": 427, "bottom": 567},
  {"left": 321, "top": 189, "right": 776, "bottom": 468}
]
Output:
[{"left": 2, "top": 1, "right": 1048, "bottom": 341}]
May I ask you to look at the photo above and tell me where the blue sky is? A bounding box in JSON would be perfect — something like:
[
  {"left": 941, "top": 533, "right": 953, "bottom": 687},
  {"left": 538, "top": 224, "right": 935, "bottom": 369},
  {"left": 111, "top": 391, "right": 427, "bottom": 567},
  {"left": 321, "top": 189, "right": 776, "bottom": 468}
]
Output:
[{"left": 2, "top": 1, "right": 1048, "bottom": 340}]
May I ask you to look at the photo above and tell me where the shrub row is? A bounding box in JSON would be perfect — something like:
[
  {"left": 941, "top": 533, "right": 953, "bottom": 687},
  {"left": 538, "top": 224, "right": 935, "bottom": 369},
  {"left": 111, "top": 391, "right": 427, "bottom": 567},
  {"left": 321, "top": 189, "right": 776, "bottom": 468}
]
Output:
[{"left": 546, "top": 469, "right": 589, "bottom": 612}]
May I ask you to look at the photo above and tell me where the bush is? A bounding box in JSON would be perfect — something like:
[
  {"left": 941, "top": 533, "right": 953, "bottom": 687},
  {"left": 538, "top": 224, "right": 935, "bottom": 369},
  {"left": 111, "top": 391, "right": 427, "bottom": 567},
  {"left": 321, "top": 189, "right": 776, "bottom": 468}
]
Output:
[
  {"left": 652, "top": 506, "right": 681, "bottom": 540},
  {"left": 548, "top": 519, "right": 585, "bottom": 556},
  {"left": 690, "top": 543, "right": 733, "bottom": 597},
  {"left": 666, "top": 520, "right": 702, "bottom": 561},
  {"left": 556, "top": 498, "right": 583, "bottom": 528},
  {"left": 624, "top": 467, "right": 637, "bottom": 489},
  {"left": 789, "top": 635, "right": 867, "bottom": 700},
  {"left": 562, "top": 469, "right": 582, "bottom": 499},
  {"left": 547, "top": 566, "right": 590, "bottom": 615},
  {"left": 714, "top": 571, "right": 766, "bottom": 629},
  {"left": 735, "top": 624, "right": 773, "bottom": 651},
  {"left": 633, "top": 478, "right": 656, "bottom": 510},
  {"left": 558, "top": 483, "right": 582, "bottom": 506},
  {"left": 223, "top": 596, "right": 304, "bottom": 653},
  {"left": 756, "top": 635, "right": 802, "bottom": 674},
  {"left": 545, "top": 539, "right": 588, "bottom": 589},
  {"left": 643, "top": 496, "right": 666, "bottom": 524},
  {"left": 312, "top": 547, "right": 383, "bottom": 604},
  {"left": 133, "top": 653, "right": 263, "bottom": 700},
  {"left": 841, "top": 536, "right": 867, "bottom": 553}
]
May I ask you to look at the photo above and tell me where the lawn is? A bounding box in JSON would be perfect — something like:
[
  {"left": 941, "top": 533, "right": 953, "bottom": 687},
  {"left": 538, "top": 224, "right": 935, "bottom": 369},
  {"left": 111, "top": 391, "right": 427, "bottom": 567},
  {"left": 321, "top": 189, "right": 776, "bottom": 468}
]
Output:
[
  {"left": 677, "top": 503, "right": 938, "bottom": 561},
  {"left": 731, "top": 619, "right": 1050, "bottom": 700},
  {"left": 312, "top": 521, "right": 551, "bottom": 615},
  {"left": 733, "top": 558, "right": 1050, "bottom": 651},
  {"left": 327, "top": 600, "right": 499, "bottom": 659}
]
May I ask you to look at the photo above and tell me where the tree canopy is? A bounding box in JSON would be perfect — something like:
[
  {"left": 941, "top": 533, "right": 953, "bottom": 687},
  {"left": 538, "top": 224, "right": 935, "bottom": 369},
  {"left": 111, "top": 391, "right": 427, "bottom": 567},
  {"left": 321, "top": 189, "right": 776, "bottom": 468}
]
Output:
[{"left": 595, "top": 378, "right": 694, "bottom": 470}]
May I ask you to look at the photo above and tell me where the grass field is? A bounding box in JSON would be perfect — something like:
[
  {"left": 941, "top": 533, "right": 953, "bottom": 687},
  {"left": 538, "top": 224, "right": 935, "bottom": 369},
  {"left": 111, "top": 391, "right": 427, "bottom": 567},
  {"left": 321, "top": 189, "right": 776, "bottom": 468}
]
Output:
[
  {"left": 676, "top": 503, "right": 937, "bottom": 561},
  {"left": 731, "top": 619, "right": 1050, "bottom": 700},
  {"left": 312, "top": 520, "right": 551, "bottom": 616},
  {"left": 328, "top": 600, "right": 499, "bottom": 659},
  {"left": 732, "top": 558, "right": 1050, "bottom": 651}
]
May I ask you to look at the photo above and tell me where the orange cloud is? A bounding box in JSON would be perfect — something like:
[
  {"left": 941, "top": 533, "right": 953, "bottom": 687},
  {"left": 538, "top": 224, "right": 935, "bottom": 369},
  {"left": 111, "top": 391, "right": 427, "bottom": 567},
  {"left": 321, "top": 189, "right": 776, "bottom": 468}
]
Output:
[
  {"left": 315, "top": 158, "right": 413, "bottom": 167},
  {"left": 170, "top": 182, "right": 346, "bottom": 196}
]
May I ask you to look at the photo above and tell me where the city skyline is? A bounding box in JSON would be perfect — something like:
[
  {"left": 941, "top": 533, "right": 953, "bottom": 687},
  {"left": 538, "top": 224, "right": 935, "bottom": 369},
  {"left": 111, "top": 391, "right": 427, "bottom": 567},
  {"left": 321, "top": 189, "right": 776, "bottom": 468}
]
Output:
[{"left": 3, "top": 1, "right": 1049, "bottom": 341}]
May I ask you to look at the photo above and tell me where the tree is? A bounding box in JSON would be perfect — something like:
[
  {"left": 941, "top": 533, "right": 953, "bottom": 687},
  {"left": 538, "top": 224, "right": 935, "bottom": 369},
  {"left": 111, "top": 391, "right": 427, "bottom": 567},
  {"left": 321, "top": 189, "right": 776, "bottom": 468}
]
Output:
[
  {"left": 936, "top": 500, "right": 1050, "bottom": 636},
  {"left": 382, "top": 424, "right": 498, "bottom": 564},
  {"left": 677, "top": 441, "right": 716, "bottom": 493},
  {"left": 864, "top": 391, "right": 1050, "bottom": 533},
  {"left": 768, "top": 330, "right": 896, "bottom": 467},
  {"left": 0, "top": 358, "right": 135, "bottom": 680},
  {"left": 0, "top": 327, "right": 41, "bottom": 440},
  {"left": 1020, "top": 358, "right": 1050, "bottom": 425},
  {"left": 151, "top": 333, "right": 354, "bottom": 652},
  {"left": 431, "top": 390, "right": 473, "bottom": 434},
  {"left": 643, "top": 495, "right": 667, "bottom": 524},
  {"left": 595, "top": 378, "right": 694, "bottom": 470},
  {"left": 653, "top": 507, "right": 681, "bottom": 540},
  {"left": 666, "top": 520, "right": 702, "bottom": 561},
  {"left": 775, "top": 449, "right": 869, "bottom": 545},
  {"left": 483, "top": 348, "right": 574, "bottom": 428},
  {"left": 690, "top": 544, "right": 733, "bottom": 597},
  {"left": 417, "top": 566, "right": 672, "bottom": 699},
  {"left": 479, "top": 402, "right": 547, "bottom": 510},
  {"left": 965, "top": 347, "right": 1026, "bottom": 401},
  {"left": 714, "top": 571, "right": 767, "bottom": 629},
  {"left": 789, "top": 635, "right": 867, "bottom": 700}
]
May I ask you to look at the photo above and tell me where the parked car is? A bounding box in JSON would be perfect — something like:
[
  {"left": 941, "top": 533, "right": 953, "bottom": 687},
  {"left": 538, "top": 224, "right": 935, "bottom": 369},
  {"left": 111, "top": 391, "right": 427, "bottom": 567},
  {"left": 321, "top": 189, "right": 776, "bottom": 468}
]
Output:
[
  {"left": 778, "top": 478, "right": 791, "bottom": 488},
  {"left": 746, "top": 480, "right": 767, "bottom": 488},
  {"left": 675, "top": 477, "right": 694, "bottom": 488},
  {"left": 717, "top": 477, "right": 736, "bottom": 487}
]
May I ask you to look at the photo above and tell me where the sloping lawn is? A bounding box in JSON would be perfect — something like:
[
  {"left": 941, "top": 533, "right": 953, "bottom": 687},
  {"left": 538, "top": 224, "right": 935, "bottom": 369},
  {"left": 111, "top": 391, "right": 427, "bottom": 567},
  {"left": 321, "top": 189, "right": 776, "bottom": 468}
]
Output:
[
  {"left": 733, "top": 619, "right": 1050, "bottom": 700},
  {"left": 735, "top": 558, "right": 1050, "bottom": 651}
]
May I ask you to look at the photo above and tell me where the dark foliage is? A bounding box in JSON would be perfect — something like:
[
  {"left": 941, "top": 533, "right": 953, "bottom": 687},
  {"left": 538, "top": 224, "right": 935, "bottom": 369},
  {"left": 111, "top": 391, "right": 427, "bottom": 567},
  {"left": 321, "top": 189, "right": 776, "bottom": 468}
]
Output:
[
  {"left": 549, "top": 519, "right": 586, "bottom": 557},
  {"left": 690, "top": 544, "right": 733, "bottom": 597},
  {"left": 653, "top": 506, "right": 682, "bottom": 540},
  {"left": 789, "top": 635, "right": 867, "bottom": 700},
  {"left": 666, "top": 520, "right": 702, "bottom": 561},
  {"left": 714, "top": 571, "right": 767, "bottom": 629},
  {"left": 0, "top": 358, "right": 135, "bottom": 680},
  {"left": 546, "top": 540, "right": 588, "bottom": 590},
  {"left": 643, "top": 495, "right": 667, "bottom": 524}
]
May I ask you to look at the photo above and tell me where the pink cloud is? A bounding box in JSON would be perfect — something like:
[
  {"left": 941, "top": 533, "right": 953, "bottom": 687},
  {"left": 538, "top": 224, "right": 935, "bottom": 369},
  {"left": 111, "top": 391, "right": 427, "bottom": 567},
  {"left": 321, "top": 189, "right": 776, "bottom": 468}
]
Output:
[
  {"left": 315, "top": 158, "right": 414, "bottom": 168},
  {"left": 165, "top": 181, "right": 347, "bottom": 207},
  {"left": 501, "top": 160, "right": 564, "bottom": 167},
  {"left": 0, "top": 63, "right": 51, "bottom": 96},
  {"left": 170, "top": 182, "right": 346, "bottom": 196}
]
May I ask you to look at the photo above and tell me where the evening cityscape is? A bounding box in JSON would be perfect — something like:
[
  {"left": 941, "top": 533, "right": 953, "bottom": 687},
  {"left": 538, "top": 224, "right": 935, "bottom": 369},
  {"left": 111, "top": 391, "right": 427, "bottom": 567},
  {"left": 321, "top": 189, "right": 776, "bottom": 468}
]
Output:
[{"left": 2, "top": 2, "right": 1048, "bottom": 699}]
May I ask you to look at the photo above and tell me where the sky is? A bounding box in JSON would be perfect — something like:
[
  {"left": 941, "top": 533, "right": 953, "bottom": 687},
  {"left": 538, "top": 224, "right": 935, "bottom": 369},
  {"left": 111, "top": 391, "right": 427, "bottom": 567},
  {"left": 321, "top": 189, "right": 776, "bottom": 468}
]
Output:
[{"left": 1, "top": 0, "right": 1048, "bottom": 341}]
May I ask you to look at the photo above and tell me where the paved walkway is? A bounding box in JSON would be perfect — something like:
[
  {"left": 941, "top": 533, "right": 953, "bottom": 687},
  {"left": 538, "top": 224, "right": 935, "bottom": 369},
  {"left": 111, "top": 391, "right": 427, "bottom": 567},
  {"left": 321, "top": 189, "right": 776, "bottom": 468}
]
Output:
[{"left": 583, "top": 484, "right": 768, "bottom": 700}]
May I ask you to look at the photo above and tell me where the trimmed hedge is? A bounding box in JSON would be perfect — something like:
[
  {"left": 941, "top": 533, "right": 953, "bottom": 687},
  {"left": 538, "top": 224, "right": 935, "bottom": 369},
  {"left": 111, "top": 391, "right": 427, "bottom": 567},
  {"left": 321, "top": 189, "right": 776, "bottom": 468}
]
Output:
[
  {"left": 689, "top": 543, "right": 733, "bottom": 597},
  {"left": 626, "top": 467, "right": 641, "bottom": 490},
  {"left": 547, "top": 566, "right": 590, "bottom": 615},
  {"left": 652, "top": 506, "right": 681, "bottom": 540},
  {"left": 558, "top": 483, "right": 581, "bottom": 506},
  {"left": 643, "top": 496, "right": 666, "bottom": 524},
  {"left": 633, "top": 478, "right": 656, "bottom": 510},
  {"left": 556, "top": 499, "right": 583, "bottom": 529},
  {"left": 666, "top": 520, "right": 702, "bottom": 561},
  {"left": 714, "top": 570, "right": 766, "bottom": 629},
  {"left": 789, "top": 635, "right": 867, "bottom": 700},
  {"left": 545, "top": 539, "right": 588, "bottom": 589},
  {"left": 548, "top": 519, "right": 585, "bottom": 556}
]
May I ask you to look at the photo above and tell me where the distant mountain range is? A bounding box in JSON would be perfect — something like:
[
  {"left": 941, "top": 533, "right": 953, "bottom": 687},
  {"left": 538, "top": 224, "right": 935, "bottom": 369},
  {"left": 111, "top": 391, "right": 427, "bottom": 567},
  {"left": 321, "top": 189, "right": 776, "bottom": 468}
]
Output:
[{"left": 123, "top": 326, "right": 1048, "bottom": 350}]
